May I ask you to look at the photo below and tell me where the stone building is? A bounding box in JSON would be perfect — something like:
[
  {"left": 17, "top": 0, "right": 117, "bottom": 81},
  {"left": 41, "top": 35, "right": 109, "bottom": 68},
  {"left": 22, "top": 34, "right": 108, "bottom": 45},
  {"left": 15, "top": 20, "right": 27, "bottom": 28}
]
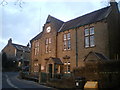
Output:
[
  {"left": 2, "top": 38, "right": 30, "bottom": 68},
  {"left": 30, "top": 1, "right": 120, "bottom": 77}
]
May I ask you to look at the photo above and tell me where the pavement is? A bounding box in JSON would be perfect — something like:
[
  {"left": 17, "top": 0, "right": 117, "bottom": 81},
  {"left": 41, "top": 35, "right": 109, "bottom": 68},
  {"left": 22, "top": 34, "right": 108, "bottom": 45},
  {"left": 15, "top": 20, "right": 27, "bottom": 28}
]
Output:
[{"left": 2, "top": 72, "right": 55, "bottom": 90}]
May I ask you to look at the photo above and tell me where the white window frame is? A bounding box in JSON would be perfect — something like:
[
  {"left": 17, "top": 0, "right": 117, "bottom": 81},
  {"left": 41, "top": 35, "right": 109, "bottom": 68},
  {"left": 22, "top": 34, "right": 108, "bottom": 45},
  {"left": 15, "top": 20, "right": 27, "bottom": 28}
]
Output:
[
  {"left": 63, "top": 33, "right": 71, "bottom": 51},
  {"left": 84, "top": 27, "right": 95, "bottom": 48}
]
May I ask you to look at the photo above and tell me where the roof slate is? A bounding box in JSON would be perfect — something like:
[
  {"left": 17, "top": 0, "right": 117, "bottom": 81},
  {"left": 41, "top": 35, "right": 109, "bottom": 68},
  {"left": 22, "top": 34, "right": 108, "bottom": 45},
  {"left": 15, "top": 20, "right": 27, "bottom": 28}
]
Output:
[
  {"left": 58, "top": 6, "right": 111, "bottom": 32},
  {"left": 30, "top": 32, "right": 43, "bottom": 43},
  {"left": 46, "top": 15, "right": 64, "bottom": 32},
  {"left": 84, "top": 51, "right": 110, "bottom": 61},
  {"left": 30, "top": 15, "right": 64, "bottom": 42},
  {"left": 30, "top": 6, "right": 112, "bottom": 41},
  {"left": 12, "top": 43, "right": 30, "bottom": 52},
  {"left": 94, "top": 52, "right": 110, "bottom": 60},
  {"left": 51, "top": 57, "right": 63, "bottom": 65}
]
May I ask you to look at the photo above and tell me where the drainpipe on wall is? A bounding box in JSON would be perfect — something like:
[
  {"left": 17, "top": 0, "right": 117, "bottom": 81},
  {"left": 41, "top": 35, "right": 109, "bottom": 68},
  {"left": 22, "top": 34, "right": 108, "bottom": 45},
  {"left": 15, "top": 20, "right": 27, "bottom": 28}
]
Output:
[
  {"left": 56, "top": 33, "right": 58, "bottom": 58},
  {"left": 75, "top": 28, "right": 78, "bottom": 67}
]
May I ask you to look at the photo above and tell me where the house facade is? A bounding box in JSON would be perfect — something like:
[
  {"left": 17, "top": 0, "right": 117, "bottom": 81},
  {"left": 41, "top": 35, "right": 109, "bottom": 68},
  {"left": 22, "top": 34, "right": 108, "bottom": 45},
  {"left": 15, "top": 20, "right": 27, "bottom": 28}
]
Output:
[
  {"left": 2, "top": 38, "right": 30, "bottom": 68},
  {"left": 30, "top": 1, "right": 120, "bottom": 77}
]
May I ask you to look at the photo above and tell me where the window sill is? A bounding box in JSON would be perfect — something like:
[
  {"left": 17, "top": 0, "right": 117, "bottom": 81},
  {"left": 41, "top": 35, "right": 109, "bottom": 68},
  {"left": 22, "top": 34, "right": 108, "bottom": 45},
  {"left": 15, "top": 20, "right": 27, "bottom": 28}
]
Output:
[
  {"left": 63, "top": 49, "right": 71, "bottom": 51},
  {"left": 84, "top": 45, "right": 96, "bottom": 49}
]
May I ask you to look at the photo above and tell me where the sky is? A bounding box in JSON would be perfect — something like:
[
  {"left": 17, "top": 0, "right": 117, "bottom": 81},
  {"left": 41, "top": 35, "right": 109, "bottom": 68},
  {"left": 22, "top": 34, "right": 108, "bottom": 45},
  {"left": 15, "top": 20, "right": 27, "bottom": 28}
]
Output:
[{"left": 0, "top": 0, "right": 120, "bottom": 52}]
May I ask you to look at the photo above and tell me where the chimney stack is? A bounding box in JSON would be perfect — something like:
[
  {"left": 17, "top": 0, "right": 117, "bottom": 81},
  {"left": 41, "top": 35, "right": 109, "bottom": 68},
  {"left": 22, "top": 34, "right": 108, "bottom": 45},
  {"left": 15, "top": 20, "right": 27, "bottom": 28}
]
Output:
[
  {"left": 8, "top": 38, "right": 12, "bottom": 45},
  {"left": 110, "top": 0, "right": 117, "bottom": 6}
]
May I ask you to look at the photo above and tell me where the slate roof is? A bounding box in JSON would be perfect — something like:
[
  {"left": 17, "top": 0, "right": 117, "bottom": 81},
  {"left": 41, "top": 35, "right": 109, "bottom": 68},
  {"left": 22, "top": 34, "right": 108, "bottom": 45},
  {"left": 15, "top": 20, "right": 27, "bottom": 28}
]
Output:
[
  {"left": 30, "top": 32, "right": 43, "bottom": 43},
  {"left": 84, "top": 51, "right": 110, "bottom": 61},
  {"left": 51, "top": 57, "right": 63, "bottom": 65},
  {"left": 30, "top": 6, "right": 112, "bottom": 41},
  {"left": 58, "top": 6, "right": 112, "bottom": 32},
  {"left": 30, "top": 15, "right": 64, "bottom": 42},
  {"left": 94, "top": 52, "right": 110, "bottom": 60},
  {"left": 12, "top": 43, "right": 30, "bottom": 52},
  {"left": 46, "top": 15, "right": 64, "bottom": 32}
]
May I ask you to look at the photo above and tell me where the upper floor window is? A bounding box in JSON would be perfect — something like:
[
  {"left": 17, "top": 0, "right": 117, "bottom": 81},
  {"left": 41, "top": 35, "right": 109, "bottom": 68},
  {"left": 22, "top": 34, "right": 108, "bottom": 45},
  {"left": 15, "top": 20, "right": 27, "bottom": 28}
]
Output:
[
  {"left": 45, "top": 38, "right": 52, "bottom": 53},
  {"left": 63, "top": 33, "right": 71, "bottom": 50},
  {"left": 34, "top": 41, "right": 39, "bottom": 55},
  {"left": 84, "top": 27, "right": 95, "bottom": 48}
]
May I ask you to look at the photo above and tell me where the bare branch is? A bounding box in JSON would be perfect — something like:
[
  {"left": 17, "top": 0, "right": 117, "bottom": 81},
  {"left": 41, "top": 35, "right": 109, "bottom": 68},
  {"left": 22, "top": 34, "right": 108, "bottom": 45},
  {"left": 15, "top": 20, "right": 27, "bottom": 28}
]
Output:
[
  {"left": 14, "top": 0, "right": 25, "bottom": 8},
  {"left": 0, "top": 0, "right": 8, "bottom": 6}
]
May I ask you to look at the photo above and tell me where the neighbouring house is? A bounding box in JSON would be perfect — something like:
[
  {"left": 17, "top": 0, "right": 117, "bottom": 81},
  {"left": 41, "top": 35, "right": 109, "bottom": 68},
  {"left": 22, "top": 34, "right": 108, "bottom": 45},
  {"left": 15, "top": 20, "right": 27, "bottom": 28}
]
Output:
[
  {"left": 30, "top": 1, "right": 120, "bottom": 78},
  {"left": 2, "top": 38, "right": 30, "bottom": 69}
]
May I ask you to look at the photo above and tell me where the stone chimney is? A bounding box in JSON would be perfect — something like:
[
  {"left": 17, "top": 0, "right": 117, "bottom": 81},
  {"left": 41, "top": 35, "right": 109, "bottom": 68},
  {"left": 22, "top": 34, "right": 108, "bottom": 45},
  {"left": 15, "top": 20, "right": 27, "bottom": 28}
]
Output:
[
  {"left": 110, "top": 0, "right": 117, "bottom": 6},
  {"left": 109, "top": 0, "right": 119, "bottom": 13},
  {"left": 8, "top": 38, "right": 12, "bottom": 45},
  {"left": 27, "top": 43, "right": 29, "bottom": 47}
]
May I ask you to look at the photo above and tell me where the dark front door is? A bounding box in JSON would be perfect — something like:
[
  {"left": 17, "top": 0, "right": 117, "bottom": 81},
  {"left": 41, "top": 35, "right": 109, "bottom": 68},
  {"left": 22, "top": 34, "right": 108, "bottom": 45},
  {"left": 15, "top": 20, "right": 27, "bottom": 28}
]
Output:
[{"left": 49, "top": 64, "right": 52, "bottom": 78}]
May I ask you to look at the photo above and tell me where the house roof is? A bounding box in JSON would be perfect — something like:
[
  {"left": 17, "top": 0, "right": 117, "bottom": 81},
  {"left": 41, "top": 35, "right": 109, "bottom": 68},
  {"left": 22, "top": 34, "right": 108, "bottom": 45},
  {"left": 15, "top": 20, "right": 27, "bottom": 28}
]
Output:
[
  {"left": 12, "top": 43, "right": 30, "bottom": 52},
  {"left": 30, "top": 32, "right": 43, "bottom": 43},
  {"left": 46, "top": 15, "right": 64, "bottom": 32},
  {"left": 84, "top": 51, "right": 110, "bottom": 61},
  {"left": 30, "top": 6, "right": 112, "bottom": 41},
  {"left": 51, "top": 57, "right": 63, "bottom": 65},
  {"left": 30, "top": 15, "right": 64, "bottom": 42},
  {"left": 58, "top": 6, "right": 111, "bottom": 32},
  {"left": 94, "top": 52, "right": 109, "bottom": 60}
]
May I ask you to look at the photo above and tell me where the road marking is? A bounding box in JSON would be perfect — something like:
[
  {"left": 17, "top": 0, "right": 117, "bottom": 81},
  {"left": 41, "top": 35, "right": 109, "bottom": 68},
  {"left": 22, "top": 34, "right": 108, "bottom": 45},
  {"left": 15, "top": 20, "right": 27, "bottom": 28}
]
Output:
[{"left": 5, "top": 74, "right": 23, "bottom": 90}]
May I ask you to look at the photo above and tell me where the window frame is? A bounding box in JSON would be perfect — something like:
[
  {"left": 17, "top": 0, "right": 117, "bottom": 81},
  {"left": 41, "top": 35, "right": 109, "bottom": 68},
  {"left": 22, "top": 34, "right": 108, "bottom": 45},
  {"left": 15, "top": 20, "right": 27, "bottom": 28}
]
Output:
[
  {"left": 34, "top": 41, "right": 39, "bottom": 55},
  {"left": 64, "top": 61, "right": 71, "bottom": 73},
  {"left": 84, "top": 27, "right": 95, "bottom": 48},
  {"left": 45, "top": 38, "right": 52, "bottom": 53},
  {"left": 63, "top": 32, "right": 71, "bottom": 51}
]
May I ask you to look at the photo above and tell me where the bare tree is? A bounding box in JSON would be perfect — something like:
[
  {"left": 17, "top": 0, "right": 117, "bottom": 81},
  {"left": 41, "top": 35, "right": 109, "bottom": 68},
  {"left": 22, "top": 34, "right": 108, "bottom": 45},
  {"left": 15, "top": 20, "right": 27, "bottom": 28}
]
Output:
[
  {"left": 0, "top": 0, "right": 25, "bottom": 8},
  {"left": 100, "top": 0, "right": 110, "bottom": 7}
]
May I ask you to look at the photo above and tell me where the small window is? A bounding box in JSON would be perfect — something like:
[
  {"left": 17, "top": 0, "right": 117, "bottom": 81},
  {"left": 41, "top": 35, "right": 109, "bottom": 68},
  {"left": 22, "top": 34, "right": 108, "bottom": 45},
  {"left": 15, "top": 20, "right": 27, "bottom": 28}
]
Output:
[
  {"left": 64, "top": 41, "right": 67, "bottom": 50},
  {"left": 67, "top": 33, "right": 71, "bottom": 40},
  {"left": 64, "top": 62, "right": 67, "bottom": 65},
  {"left": 45, "top": 38, "right": 52, "bottom": 53},
  {"left": 49, "top": 45, "right": 51, "bottom": 52},
  {"left": 45, "top": 39, "right": 48, "bottom": 45},
  {"left": 85, "top": 28, "right": 89, "bottom": 36},
  {"left": 90, "top": 36, "right": 95, "bottom": 47},
  {"left": 49, "top": 38, "right": 51, "bottom": 43},
  {"left": 68, "top": 40, "right": 71, "bottom": 50},
  {"left": 68, "top": 65, "right": 70, "bottom": 72},
  {"left": 64, "top": 34, "right": 67, "bottom": 40},
  {"left": 68, "top": 62, "right": 70, "bottom": 65},
  {"left": 85, "top": 37, "right": 89, "bottom": 47},
  {"left": 45, "top": 45, "right": 48, "bottom": 53},
  {"left": 90, "top": 27, "right": 94, "bottom": 35}
]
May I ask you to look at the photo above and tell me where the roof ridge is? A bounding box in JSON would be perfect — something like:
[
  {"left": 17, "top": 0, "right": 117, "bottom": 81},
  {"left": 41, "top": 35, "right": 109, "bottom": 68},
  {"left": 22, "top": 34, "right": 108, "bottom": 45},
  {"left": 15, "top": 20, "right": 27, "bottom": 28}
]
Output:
[
  {"left": 59, "top": 6, "right": 111, "bottom": 32},
  {"left": 47, "top": 15, "right": 64, "bottom": 23},
  {"left": 65, "top": 6, "right": 110, "bottom": 23},
  {"left": 30, "top": 32, "right": 43, "bottom": 42},
  {"left": 12, "top": 43, "right": 29, "bottom": 48}
]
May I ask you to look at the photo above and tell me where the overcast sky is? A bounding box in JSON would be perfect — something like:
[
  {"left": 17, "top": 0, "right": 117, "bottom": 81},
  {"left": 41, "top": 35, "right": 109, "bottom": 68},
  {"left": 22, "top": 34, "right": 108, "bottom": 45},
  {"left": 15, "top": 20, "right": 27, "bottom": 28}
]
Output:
[{"left": 0, "top": 0, "right": 120, "bottom": 51}]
